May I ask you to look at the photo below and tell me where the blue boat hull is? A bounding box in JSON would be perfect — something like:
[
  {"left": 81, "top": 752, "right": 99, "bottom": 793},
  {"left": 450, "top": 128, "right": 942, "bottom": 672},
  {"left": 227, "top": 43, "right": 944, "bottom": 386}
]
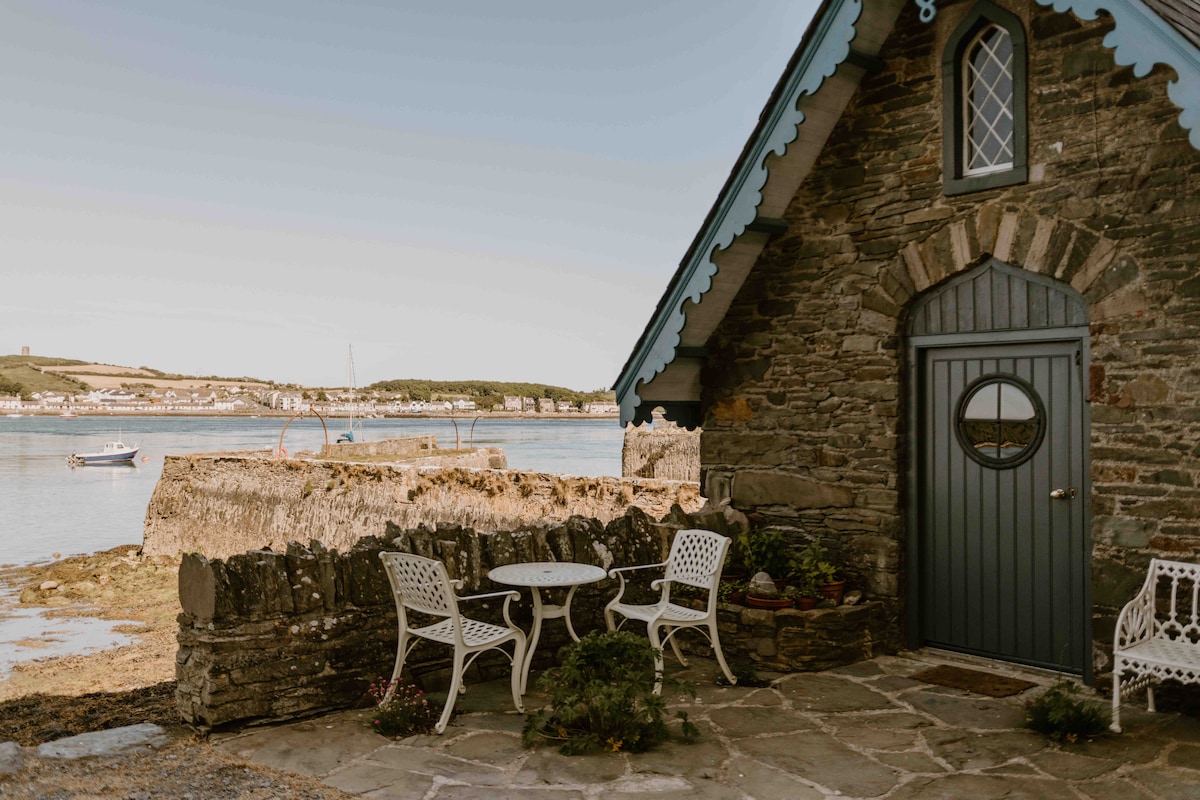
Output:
[{"left": 69, "top": 444, "right": 139, "bottom": 466}]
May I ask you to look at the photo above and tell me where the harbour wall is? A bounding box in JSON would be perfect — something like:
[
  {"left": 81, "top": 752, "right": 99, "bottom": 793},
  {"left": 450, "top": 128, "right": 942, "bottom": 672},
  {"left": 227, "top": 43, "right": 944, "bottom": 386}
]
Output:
[
  {"left": 319, "top": 435, "right": 441, "bottom": 459},
  {"left": 143, "top": 454, "right": 704, "bottom": 560}
]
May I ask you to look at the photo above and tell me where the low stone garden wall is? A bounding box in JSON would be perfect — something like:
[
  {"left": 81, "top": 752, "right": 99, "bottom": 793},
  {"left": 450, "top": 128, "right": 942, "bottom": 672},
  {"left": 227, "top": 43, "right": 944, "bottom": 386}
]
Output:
[{"left": 175, "top": 506, "right": 901, "bottom": 730}]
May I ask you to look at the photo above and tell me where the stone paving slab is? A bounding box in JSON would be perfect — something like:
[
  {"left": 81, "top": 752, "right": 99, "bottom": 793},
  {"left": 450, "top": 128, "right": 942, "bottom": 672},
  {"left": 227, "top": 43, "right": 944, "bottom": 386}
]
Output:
[
  {"left": 205, "top": 652, "right": 1200, "bottom": 799},
  {"left": 35, "top": 723, "right": 170, "bottom": 760},
  {"left": 0, "top": 741, "right": 23, "bottom": 776}
]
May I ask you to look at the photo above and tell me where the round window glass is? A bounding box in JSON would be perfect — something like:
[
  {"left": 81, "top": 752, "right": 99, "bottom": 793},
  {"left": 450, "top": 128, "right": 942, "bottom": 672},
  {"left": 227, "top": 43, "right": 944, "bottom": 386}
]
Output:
[{"left": 955, "top": 375, "right": 1045, "bottom": 468}]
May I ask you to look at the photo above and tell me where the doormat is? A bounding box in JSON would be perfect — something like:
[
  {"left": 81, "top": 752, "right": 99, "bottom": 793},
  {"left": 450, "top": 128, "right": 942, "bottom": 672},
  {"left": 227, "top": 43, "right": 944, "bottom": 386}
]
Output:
[{"left": 911, "top": 665, "right": 1037, "bottom": 698}]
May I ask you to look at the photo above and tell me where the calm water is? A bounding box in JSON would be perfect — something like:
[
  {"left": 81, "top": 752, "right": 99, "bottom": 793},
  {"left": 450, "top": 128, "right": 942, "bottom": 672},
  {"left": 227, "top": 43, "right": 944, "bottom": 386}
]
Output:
[{"left": 0, "top": 415, "right": 624, "bottom": 567}]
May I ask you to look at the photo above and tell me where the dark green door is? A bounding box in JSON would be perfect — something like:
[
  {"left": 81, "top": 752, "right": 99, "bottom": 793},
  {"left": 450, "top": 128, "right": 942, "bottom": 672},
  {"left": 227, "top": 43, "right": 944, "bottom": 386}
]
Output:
[{"left": 917, "top": 339, "right": 1088, "bottom": 673}]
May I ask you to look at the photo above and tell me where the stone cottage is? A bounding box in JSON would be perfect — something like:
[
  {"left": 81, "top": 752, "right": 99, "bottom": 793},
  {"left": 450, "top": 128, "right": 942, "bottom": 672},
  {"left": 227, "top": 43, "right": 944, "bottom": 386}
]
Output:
[{"left": 615, "top": 0, "right": 1200, "bottom": 681}]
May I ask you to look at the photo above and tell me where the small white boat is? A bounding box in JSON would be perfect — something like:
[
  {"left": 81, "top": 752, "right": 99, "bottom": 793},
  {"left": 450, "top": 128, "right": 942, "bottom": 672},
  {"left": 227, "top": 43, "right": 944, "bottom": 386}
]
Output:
[
  {"left": 59, "top": 412, "right": 79, "bottom": 419},
  {"left": 68, "top": 440, "right": 140, "bottom": 466},
  {"left": 5, "top": 413, "right": 21, "bottom": 418}
]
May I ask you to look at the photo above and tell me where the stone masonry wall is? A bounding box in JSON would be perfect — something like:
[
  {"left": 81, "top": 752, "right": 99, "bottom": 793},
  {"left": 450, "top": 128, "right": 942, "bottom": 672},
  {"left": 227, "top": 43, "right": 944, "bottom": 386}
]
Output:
[
  {"left": 143, "top": 454, "right": 703, "bottom": 560},
  {"left": 702, "top": 0, "right": 1200, "bottom": 670},
  {"left": 176, "top": 505, "right": 897, "bottom": 730},
  {"left": 174, "top": 517, "right": 664, "bottom": 730},
  {"left": 622, "top": 421, "right": 701, "bottom": 482}
]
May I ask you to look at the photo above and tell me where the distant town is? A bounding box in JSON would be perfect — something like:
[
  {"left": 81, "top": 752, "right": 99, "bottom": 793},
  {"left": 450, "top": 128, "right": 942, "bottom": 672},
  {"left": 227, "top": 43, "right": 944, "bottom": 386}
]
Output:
[
  {"left": 0, "top": 386, "right": 620, "bottom": 417},
  {"left": 0, "top": 352, "right": 620, "bottom": 418}
]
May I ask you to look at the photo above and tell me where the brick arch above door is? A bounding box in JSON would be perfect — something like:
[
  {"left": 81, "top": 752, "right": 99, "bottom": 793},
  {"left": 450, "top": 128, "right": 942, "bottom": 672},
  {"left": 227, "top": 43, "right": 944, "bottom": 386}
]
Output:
[{"left": 870, "top": 206, "right": 1148, "bottom": 324}]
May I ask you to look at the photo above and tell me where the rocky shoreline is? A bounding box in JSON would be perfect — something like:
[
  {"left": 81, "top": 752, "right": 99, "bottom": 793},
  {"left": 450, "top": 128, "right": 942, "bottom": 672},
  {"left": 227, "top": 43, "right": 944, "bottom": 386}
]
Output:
[
  {"left": 0, "top": 546, "right": 179, "bottom": 703},
  {"left": 0, "top": 547, "right": 363, "bottom": 797}
]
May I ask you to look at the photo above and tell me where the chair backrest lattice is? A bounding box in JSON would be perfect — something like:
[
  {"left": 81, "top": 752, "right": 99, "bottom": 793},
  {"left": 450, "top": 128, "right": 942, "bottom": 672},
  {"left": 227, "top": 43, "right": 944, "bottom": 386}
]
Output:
[
  {"left": 664, "top": 530, "right": 729, "bottom": 590},
  {"left": 1150, "top": 558, "right": 1200, "bottom": 644},
  {"left": 380, "top": 552, "right": 459, "bottom": 618}
]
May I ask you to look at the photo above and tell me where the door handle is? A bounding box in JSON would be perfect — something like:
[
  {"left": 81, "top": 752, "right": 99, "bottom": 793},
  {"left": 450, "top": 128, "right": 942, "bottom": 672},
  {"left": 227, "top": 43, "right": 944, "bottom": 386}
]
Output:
[{"left": 1050, "top": 488, "right": 1077, "bottom": 500}]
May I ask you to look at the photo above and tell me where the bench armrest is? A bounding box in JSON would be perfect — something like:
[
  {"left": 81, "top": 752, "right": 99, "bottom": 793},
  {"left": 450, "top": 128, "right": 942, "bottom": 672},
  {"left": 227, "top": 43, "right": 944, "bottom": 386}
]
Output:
[{"left": 1114, "top": 565, "right": 1163, "bottom": 651}]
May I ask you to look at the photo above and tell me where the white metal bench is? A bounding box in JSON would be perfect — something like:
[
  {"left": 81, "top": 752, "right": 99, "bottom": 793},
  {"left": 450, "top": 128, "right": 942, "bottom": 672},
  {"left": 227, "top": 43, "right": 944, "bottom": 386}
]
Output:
[{"left": 1110, "top": 558, "right": 1200, "bottom": 732}]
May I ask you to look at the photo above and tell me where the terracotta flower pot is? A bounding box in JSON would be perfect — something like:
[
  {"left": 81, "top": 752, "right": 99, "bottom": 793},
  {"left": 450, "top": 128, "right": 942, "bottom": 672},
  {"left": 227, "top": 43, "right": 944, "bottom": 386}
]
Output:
[
  {"left": 746, "top": 595, "right": 792, "bottom": 610},
  {"left": 818, "top": 579, "right": 846, "bottom": 605},
  {"left": 794, "top": 596, "right": 820, "bottom": 611}
]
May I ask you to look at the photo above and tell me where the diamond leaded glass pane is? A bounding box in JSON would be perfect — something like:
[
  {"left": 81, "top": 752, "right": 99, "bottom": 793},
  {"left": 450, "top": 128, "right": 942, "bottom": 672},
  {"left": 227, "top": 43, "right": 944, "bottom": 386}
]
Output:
[{"left": 963, "top": 25, "right": 1014, "bottom": 174}]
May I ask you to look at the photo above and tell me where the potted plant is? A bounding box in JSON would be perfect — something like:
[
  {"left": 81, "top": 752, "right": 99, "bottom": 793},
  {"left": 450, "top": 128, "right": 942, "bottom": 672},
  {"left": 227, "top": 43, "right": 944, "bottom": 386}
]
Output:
[
  {"left": 737, "top": 529, "right": 798, "bottom": 589},
  {"left": 796, "top": 542, "right": 845, "bottom": 605},
  {"left": 783, "top": 580, "right": 820, "bottom": 611},
  {"left": 717, "top": 579, "right": 747, "bottom": 606},
  {"left": 745, "top": 571, "right": 792, "bottom": 609}
]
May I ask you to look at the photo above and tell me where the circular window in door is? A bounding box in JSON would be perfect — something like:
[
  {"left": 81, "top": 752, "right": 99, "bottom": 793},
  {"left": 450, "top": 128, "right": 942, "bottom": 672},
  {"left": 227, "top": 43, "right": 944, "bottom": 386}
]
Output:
[{"left": 955, "top": 374, "right": 1046, "bottom": 468}]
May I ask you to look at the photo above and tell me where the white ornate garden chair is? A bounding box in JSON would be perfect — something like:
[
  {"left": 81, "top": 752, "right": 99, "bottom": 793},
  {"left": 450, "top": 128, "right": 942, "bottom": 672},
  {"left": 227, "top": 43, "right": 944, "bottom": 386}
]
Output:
[
  {"left": 604, "top": 529, "right": 737, "bottom": 693},
  {"left": 378, "top": 552, "right": 526, "bottom": 734},
  {"left": 1110, "top": 557, "right": 1200, "bottom": 732}
]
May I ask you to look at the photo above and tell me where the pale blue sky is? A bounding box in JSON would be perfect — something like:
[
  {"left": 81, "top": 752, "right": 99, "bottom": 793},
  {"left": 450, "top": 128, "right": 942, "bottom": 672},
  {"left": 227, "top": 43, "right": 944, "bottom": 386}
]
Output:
[{"left": 1, "top": 0, "right": 818, "bottom": 390}]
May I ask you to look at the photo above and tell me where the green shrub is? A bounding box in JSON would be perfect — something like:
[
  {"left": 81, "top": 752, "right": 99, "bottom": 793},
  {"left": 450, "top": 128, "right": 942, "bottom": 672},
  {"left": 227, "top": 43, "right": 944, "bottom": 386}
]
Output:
[
  {"left": 737, "top": 529, "right": 798, "bottom": 580},
  {"left": 1023, "top": 681, "right": 1109, "bottom": 743},
  {"left": 796, "top": 542, "right": 838, "bottom": 587},
  {"left": 522, "top": 630, "right": 698, "bottom": 754},
  {"left": 368, "top": 677, "right": 441, "bottom": 738},
  {"left": 716, "top": 580, "right": 741, "bottom": 603}
]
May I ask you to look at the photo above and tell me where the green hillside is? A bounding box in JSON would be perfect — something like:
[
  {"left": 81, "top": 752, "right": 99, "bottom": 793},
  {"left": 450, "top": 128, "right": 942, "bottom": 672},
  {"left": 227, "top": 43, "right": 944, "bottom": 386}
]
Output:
[
  {"left": 0, "top": 354, "right": 614, "bottom": 404},
  {"left": 366, "top": 379, "right": 614, "bottom": 407},
  {"left": 0, "top": 356, "right": 91, "bottom": 398}
]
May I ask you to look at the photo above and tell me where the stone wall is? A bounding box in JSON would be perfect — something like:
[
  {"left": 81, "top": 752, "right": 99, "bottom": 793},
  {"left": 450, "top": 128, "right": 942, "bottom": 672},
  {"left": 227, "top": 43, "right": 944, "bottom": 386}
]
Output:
[
  {"left": 710, "top": 602, "right": 895, "bottom": 673},
  {"left": 143, "top": 454, "right": 703, "bottom": 560},
  {"left": 622, "top": 421, "right": 701, "bottom": 482},
  {"left": 701, "top": 0, "right": 1200, "bottom": 670},
  {"left": 176, "top": 507, "right": 681, "bottom": 728},
  {"left": 175, "top": 506, "right": 898, "bottom": 730},
  {"left": 320, "top": 435, "right": 441, "bottom": 459}
]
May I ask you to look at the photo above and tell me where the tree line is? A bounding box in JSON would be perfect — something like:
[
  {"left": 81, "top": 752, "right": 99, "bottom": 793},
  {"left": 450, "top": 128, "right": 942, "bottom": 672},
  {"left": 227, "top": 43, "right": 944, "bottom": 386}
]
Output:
[{"left": 364, "top": 379, "right": 614, "bottom": 407}]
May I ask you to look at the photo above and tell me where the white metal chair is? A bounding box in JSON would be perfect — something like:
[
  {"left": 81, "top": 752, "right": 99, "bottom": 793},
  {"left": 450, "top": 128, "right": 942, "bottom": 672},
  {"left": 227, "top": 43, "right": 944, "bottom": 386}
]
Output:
[
  {"left": 378, "top": 552, "right": 526, "bottom": 734},
  {"left": 604, "top": 529, "right": 737, "bottom": 693},
  {"left": 1110, "top": 557, "right": 1200, "bottom": 732}
]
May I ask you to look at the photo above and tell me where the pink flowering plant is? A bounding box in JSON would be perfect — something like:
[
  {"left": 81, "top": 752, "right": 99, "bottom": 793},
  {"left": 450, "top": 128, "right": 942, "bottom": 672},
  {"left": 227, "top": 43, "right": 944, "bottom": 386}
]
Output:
[{"left": 368, "top": 677, "right": 441, "bottom": 738}]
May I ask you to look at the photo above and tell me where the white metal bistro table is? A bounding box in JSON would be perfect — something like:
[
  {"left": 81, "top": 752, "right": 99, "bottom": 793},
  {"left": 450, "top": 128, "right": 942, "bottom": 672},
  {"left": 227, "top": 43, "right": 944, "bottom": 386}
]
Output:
[{"left": 487, "top": 561, "right": 608, "bottom": 693}]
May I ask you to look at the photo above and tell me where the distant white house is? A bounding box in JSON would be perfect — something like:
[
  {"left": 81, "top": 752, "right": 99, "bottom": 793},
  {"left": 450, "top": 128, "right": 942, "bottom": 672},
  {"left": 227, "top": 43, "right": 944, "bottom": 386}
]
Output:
[
  {"left": 536, "top": 398, "right": 554, "bottom": 413},
  {"left": 279, "top": 393, "right": 308, "bottom": 412},
  {"left": 82, "top": 389, "right": 138, "bottom": 405},
  {"left": 0, "top": 395, "right": 22, "bottom": 410},
  {"left": 213, "top": 397, "right": 255, "bottom": 411},
  {"left": 583, "top": 402, "right": 620, "bottom": 414},
  {"left": 452, "top": 398, "right": 477, "bottom": 411},
  {"left": 502, "top": 396, "right": 522, "bottom": 412}
]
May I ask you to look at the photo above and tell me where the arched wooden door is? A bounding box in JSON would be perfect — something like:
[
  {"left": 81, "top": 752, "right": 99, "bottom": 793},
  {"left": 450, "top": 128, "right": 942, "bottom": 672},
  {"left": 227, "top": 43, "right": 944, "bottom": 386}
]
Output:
[{"left": 905, "top": 258, "right": 1091, "bottom": 676}]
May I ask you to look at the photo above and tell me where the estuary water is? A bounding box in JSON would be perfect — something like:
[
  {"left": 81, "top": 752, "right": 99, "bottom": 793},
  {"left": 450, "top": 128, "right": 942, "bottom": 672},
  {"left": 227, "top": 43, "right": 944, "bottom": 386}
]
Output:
[{"left": 0, "top": 415, "right": 625, "bottom": 568}]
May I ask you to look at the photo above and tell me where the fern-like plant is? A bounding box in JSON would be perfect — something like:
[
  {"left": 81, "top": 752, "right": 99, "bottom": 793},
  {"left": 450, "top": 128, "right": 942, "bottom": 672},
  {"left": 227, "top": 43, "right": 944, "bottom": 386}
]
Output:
[
  {"left": 522, "top": 630, "right": 698, "bottom": 754},
  {"left": 1023, "top": 680, "right": 1109, "bottom": 743}
]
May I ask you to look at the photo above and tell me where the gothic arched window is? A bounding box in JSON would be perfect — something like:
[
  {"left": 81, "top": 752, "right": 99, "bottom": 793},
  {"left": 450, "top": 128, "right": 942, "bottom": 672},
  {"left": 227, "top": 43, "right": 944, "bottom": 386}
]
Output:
[{"left": 943, "top": 2, "right": 1027, "bottom": 195}]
